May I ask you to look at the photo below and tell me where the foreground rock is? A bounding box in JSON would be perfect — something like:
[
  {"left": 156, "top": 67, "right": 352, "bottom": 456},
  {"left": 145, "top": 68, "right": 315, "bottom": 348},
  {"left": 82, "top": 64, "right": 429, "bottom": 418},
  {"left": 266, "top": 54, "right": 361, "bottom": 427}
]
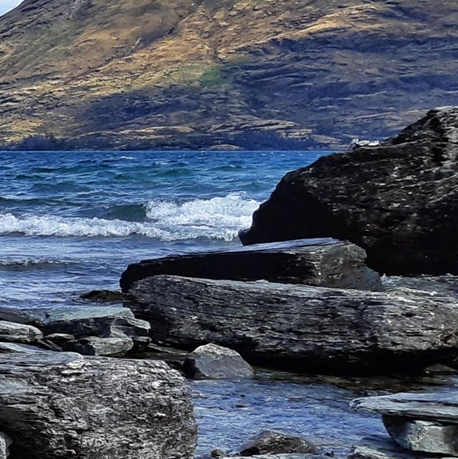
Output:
[
  {"left": 120, "top": 239, "right": 382, "bottom": 293},
  {"left": 237, "top": 430, "right": 317, "bottom": 456},
  {"left": 126, "top": 275, "right": 458, "bottom": 374},
  {"left": 348, "top": 435, "right": 456, "bottom": 459},
  {"left": 0, "top": 321, "right": 42, "bottom": 344},
  {"left": 0, "top": 306, "right": 150, "bottom": 356},
  {"left": 0, "top": 349, "right": 196, "bottom": 459},
  {"left": 184, "top": 344, "right": 254, "bottom": 380},
  {"left": 351, "top": 391, "right": 458, "bottom": 456},
  {"left": 240, "top": 108, "right": 458, "bottom": 276}
]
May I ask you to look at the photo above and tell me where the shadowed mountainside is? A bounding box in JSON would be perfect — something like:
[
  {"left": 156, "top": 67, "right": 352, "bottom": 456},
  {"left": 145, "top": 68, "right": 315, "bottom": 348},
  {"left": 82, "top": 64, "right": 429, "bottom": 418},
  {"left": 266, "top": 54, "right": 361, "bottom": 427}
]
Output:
[{"left": 1, "top": 0, "right": 458, "bottom": 150}]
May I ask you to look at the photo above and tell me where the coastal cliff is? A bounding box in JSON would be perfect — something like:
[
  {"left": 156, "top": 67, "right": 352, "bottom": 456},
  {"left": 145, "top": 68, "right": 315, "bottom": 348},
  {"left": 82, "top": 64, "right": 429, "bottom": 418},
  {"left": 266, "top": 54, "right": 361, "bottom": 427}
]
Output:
[{"left": 1, "top": 0, "right": 458, "bottom": 150}]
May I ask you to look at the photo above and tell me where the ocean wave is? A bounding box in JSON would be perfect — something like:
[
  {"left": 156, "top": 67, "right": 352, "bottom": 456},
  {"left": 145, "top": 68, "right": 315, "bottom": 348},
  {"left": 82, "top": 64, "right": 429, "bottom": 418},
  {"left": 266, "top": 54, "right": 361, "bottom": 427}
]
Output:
[
  {"left": 0, "top": 193, "right": 260, "bottom": 241},
  {"left": 0, "top": 258, "right": 69, "bottom": 271}
]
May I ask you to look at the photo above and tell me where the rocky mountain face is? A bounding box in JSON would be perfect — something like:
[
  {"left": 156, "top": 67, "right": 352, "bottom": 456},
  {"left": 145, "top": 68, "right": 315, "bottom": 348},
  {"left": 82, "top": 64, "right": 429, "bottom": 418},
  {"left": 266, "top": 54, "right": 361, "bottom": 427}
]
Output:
[{"left": 1, "top": 0, "right": 458, "bottom": 150}]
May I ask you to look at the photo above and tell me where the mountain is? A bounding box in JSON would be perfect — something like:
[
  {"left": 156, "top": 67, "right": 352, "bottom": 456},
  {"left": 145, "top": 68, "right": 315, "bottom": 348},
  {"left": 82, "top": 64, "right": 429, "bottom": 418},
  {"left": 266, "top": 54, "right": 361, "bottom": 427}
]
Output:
[{"left": 1, "top": 0, "right": 458, "bottom": 150}]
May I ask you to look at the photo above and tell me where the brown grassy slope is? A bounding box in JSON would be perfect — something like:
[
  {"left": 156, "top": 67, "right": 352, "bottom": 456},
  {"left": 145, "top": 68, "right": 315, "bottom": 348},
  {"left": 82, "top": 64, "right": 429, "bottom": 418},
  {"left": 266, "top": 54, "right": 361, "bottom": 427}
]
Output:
[{"left": 1, "top": 0, "right": 458, "bottom": 149}]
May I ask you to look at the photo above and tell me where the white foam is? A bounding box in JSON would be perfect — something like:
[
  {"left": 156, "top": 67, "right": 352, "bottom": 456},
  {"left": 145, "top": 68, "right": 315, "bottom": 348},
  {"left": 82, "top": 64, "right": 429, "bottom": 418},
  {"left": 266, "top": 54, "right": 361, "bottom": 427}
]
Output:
[{"left": 0, "top": 193, "right": 260, "bottom": 241}]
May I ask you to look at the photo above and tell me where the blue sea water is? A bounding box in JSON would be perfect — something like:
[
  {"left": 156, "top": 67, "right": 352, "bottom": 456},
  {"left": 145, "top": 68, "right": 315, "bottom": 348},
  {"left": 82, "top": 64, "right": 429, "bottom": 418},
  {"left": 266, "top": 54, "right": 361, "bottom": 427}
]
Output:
[{"left": 0, "top": 149, "right": 329, "bottom": 309}]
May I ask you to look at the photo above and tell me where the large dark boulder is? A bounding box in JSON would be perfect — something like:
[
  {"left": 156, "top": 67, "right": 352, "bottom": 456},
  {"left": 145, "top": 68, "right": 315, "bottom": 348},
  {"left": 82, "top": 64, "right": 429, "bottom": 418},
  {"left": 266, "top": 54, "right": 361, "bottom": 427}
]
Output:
[
  {"left": 120, "top": 239, "right": 382, "bottom": 293},
  {"left": 0, "top": 349, "right": 197, "bottom": 459},
  {"left": 125, "top": 275, "right": 458, "bottom": 375},
  {"left": 239, "top": 108, "right": 458, "bottom": 276}
]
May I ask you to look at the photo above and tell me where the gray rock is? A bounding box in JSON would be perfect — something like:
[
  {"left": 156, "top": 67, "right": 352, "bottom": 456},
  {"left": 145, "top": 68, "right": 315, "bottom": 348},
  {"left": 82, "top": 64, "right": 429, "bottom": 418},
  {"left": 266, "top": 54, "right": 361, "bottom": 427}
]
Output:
[
  {"left": 120, "top": 239, "right": 382, "bottom": 293},
  {"left": 71, "top": 334, "right": 134, "bottom": 356},
  {"left": 0, "top": 320, "right": 42, "bottom": 343},
  {"left": 184, "top": 343, "right": 254, "bottom": 380},
  {"left": 238, "top": 430, "right": 317, "bottom": 456},
  {"left": 349, "top": 434, "right": 457, "bottom": 459},
  {"left": 126, "top": 274, "right": 458, "bottom": 374},
  {"left": 0, "top": 342, "right": 44, "bottom": 354},
  {"left": 383, "top": 415, "right": 458, "bottom": 456},
  {"left": 351, "top": 390, "right": 458, "bottom": 423},
  {"left": 239, "top": 108, "right": 458, "bottom": 276},
  {"left": 42, "top": 333, "right": 75, "bottom": 347},
  {"left": 0, "top": 432, "right": 11, "bottom": 459},
  {"left": 0, "top": 350, "right": 197, "bottom": 459},
  {"left": 0, "top": 306, "right": 150, "bottom": 356}
]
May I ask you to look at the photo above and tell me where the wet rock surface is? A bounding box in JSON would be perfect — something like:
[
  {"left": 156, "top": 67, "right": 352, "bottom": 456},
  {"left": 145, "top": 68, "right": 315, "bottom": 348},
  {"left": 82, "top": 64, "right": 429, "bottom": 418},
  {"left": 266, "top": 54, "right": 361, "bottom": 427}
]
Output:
[
  {"left": 126, "top": 274, "right": 458, "bottom": 374},
  {"left": 240, "top": 108, "right": 458, "bottom": 276},
  {"left": 184, "top": 344, "right": 254, "bottom": 380},
  {"left": 120, "top": 239, "right": 382, "bottom": 293},
  {"left": 0, "top": 349, "right": 197, "bottom": 459}
]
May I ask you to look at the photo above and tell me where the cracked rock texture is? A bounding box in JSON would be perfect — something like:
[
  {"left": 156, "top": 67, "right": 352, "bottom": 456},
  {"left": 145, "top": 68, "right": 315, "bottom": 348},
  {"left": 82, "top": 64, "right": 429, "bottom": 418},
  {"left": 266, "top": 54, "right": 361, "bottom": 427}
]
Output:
[
  {"left": 0, "top": 350, "right": 197, "bottom": 459},
  {"left": 126, "top": 274, "right": 458, "bottom": 374}
]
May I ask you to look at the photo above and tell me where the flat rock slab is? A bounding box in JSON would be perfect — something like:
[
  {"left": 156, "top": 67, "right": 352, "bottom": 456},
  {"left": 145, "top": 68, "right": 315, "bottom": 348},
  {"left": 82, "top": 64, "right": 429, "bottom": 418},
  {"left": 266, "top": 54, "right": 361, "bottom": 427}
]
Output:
[
  {"left": 126, "top": 275, "right": 458, "bottom": 374},
  {"left": 351, "top": 391, "right": 458, "bottom": 423},
  {"left": 0, "top": 350, "right": 197, "bottom": 459},
  {"left": 383, "top": 416, "right": 458, "bottom": 456},
  {"left": 349, "top": 435, "right": 457, "bottom": 459},
  {"left": 0, "top": 320, "right": 42, "bottom": 343},
  {"left": 120, "top": 238, "right": 382, "bottom": 293}
]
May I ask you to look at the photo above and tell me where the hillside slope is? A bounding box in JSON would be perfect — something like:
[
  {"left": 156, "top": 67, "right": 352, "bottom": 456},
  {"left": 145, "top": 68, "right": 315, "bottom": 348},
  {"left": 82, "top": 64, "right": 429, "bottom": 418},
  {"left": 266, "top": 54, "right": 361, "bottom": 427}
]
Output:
[{"left": 1, "top": 0, "right": 458, "bottom": 150}]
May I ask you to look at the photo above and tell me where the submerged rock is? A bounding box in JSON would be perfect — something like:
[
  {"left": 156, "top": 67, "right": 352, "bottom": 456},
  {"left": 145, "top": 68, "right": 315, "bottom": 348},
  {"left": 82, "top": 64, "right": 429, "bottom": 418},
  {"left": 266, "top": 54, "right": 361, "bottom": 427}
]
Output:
[
  {"left": 184, "top": 343, "right": 254, "bottom": 380},
  {"left": 126, "top": 275, "right": 458, "bottom": 374},
  {"left": 240, "top": 108, "right": 458, "bottom": 276},
  {"left": 0, "top": 350, "right": 197, "bottom": 459},
  {"left": 120, "top": 239, "right": 382, "bottom": 293},
  {"left": 237, "top": 430, "right": 317, "bottom": 456}
]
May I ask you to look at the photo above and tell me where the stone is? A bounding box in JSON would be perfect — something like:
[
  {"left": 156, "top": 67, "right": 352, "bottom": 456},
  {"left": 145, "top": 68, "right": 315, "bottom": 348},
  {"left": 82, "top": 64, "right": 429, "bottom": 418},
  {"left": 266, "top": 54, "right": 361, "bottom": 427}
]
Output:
[
  {"left": 0, "top": 350, "right": 197, "bottom": 459},
  {"left": 80, "top": 289, "right": 126, "bottom": 302},
  {"left": 184, "top": 343, "right": 254, "bottom": 380},
  {"left": 382, "top": 416, "right": 458, "bottom": 456},
  {"left": 0, "top": 320, "right": 42, "bottom": 343},
  {"left": 0, "top": 432, "right": 11, "bottom": 459},
  {"left": 348, "top": 434, "right": 456, "bottom": 459},
  {"left": 0, "top": 306, "right": 150, "bottom": 356},
  {"left": 125, "top": 275, "right": 458, "bottom": 374},
  {"left": 70, "top": 334, "right": 134, "bottom": 356},
  {"left": 239, "top": 108, "right": 458, "bottom": 276},
  {"left": 120, "top": 239, "right": 382, "bottom": 293},
  {"left": 237, "top": 430, "right": 317, "bottom": 456},
  {"left": 350, "top": 390, "right": 458, "bottom": 423}
]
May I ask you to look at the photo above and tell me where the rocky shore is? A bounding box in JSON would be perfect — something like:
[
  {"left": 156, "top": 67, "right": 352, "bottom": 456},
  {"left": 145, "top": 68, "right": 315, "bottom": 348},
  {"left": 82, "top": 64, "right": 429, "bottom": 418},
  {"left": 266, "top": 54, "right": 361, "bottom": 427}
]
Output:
[{"left": 2, "top": 108, "right": 458, "bottom": 458}]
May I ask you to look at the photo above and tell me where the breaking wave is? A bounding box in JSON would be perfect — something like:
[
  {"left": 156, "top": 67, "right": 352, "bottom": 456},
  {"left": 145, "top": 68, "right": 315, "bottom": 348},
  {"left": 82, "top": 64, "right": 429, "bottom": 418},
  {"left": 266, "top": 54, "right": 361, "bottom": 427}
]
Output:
[{"left": 0, "top": 193, "right": 259, "bottom": 241}]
